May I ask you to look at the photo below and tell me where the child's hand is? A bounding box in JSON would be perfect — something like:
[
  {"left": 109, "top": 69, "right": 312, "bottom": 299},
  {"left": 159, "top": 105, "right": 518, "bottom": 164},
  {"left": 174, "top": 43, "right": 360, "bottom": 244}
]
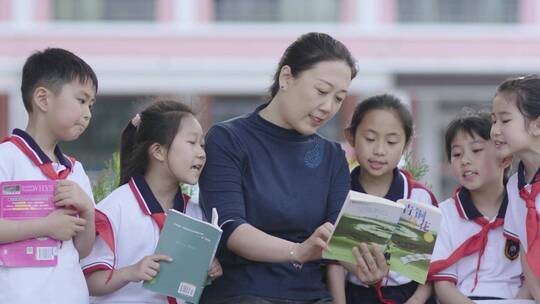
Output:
[
  {"left": 352, "top": 243, "right": 388, "bottom": 286},
  {"left": 126, "top": 254, "right": 172, "bottom": 282},
  {"left": 44, "top": 208, "right": 87, "bottom": 241},
  {"left": 54, "top": 180, "right": 93, "bottom": 214},
  {"left": 208, "top": 258, "right": 223, "bottom": 279}
]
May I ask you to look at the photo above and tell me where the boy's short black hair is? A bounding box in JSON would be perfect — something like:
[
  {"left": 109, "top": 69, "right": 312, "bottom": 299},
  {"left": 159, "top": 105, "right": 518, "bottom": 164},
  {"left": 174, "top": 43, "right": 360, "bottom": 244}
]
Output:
[
  {"left": 444, "top": 108, "right": 492, "bottom": 162},
  {"left": 20, "top": 48, "right": 98, "bottom": 112}
]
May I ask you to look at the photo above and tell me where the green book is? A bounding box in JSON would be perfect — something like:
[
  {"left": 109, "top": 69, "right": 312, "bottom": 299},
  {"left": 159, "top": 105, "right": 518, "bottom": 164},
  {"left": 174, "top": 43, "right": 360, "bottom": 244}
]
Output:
[
  {"left": 323, "top": 190, "right": 405, "bottom": 264},
  {"left": 143, "top": 208, "right": 221, "bottom": 303},
  {"left": 388, "top": 199, "right": 441, "bottom": 284}
]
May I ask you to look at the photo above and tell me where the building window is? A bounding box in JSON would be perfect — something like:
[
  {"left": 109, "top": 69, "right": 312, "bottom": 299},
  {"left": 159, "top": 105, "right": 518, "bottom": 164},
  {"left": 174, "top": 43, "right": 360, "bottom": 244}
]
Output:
[
  {"left": 214, "top": 0, "right": 340, "bottom": 22},
  {"left": 54, "top": 0, "right": 156, "bottom": 21},
  {"left": 397, "top": 0, "right": 519, "bottom": 23},
  {"left": 211, "top": 96, "right": 261, "bottom": 123}
]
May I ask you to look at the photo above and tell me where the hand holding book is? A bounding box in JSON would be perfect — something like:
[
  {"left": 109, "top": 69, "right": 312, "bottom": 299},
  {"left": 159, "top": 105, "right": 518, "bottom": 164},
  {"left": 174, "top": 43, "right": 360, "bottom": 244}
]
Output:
[
  {"left": 349, "top": 242, "right": 389, "bottom": 285},
  {"left": 143, "top": 207, "right": 223, "bottom": 303},
  {"left": 43, "top": 208, "right": 86, "bottom": 241},
  {"left": 126, "top": 254, "right": 173, "bottom": 282},
  {"left": 53, "top": 180, "right": 93, "bottom": 214},
  {"left": 207, "top": 258, "right": 222, "bottom": 280},
  {"left": 292, "top": 222, "right": 334, "bottom": 264},
  {"left": 323, "top": 190, "right": 441, "bottom": 284}
]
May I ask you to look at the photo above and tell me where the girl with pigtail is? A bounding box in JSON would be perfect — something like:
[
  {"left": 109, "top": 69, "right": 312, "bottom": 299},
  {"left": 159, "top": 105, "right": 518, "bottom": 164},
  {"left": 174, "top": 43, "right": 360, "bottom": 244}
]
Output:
[{"left": 82, "top": 99, "right": 222, "bottom": 303}]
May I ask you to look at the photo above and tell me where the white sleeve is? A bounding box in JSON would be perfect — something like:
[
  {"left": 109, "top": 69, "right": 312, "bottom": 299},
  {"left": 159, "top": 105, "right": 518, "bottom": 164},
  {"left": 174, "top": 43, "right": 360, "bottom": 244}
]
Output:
[
  {"left": 81, "top": 234, "right": 115, "bottom": 274},
  {"left": 81, "top": 208, "right": 116, "bottom": 274}
]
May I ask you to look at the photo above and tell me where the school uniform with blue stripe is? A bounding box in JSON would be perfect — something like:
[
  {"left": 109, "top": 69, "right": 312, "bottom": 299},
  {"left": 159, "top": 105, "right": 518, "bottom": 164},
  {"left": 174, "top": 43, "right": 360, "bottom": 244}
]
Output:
[
  {"left": 81, "top": 175, "right": 202, "bottom": 304},
  {"left": 0, "top": 129, "right": 94, "bottom": 304}
]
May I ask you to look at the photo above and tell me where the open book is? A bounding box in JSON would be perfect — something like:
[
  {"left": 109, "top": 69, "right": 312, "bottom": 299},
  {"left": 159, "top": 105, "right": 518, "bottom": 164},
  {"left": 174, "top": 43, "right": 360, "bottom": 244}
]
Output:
[
  {"left": 323, "top": 190, "right": 441, "bottom": 284},
  {"left": 0, "top": 180, "right": 59, "bottom": 267},
  {"left": 143, "top": 208, "right": 222, "bottom": 303}
]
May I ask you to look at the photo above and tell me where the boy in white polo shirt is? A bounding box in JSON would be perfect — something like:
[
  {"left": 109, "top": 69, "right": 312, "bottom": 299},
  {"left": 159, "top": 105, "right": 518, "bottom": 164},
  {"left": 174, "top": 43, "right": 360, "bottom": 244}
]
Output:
[
  {"left": 429, "top": 110, "right": 522, "bottom": 303},
  {"left": 0, "top": 48, "right": 98, "bottom": 304}
]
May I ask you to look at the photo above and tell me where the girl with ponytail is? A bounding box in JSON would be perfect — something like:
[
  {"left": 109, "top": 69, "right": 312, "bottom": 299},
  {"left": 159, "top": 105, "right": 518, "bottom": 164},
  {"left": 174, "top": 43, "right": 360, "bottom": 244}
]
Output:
[{"left": 82, "top": 99, "right": 222, "bottom": 303}]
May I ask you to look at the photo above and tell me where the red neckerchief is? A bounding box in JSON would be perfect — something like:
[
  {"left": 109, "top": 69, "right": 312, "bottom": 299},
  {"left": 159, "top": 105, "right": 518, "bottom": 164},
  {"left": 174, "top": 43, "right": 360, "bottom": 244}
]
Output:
[
  {"left": 428, "top": 187, "right": 504, "bottom": 292},
  {"left": 2, "top": 129, "right": 75, "bottom": 180},
  {"left": 520, "top": 181, "right": 540, "bottom": 280}
]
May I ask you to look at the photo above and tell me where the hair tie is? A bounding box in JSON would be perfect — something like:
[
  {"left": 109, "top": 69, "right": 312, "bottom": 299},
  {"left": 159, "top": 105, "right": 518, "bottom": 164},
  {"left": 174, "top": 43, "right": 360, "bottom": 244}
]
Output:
[{"left": 131, "top": 113, "right": 141, "bottom": 128}]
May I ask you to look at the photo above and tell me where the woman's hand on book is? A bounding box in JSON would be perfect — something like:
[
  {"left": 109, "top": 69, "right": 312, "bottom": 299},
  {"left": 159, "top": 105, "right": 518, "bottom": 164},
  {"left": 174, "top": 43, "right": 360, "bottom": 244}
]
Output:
[
  {"left": 126, "top": 254, "right": 173, "bottom": 282},
  {"left": 44, "top": 208, "right": 87, "bottom": 241},
  {"left": 208, "top": 258, "right": 223, "bottom": 279},
  {"left": 54, "top": 180, "right": 94, "bottom": 214},
  {"left": 294, "top": 222, "right": 334, "bottom": 263},
  {"left": 351, "top": 243, "right": 388, "bottom": 285}
]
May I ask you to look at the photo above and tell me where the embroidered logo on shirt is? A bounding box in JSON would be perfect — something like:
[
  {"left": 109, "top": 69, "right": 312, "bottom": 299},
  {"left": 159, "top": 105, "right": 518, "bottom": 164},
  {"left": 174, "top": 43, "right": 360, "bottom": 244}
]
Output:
[
  {"left": 304, "top": 138, "right": 324, "bottom": 168},
  {"left": 504, "top": 239, "right": 520, "bottom": 261}
]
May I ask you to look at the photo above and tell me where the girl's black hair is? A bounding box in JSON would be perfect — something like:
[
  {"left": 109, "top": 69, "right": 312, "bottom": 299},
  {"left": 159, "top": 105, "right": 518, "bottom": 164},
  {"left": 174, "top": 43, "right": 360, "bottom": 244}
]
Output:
[
  {"left": 119, "top": 99, "right": 193, "bottom": 185},
  {"left": 347, "top": 94, "right": 413, "bottom": 146},
  {"left": 444, "top": 109, "right": 492, "bottom": 162},
  {"left": 268, "top": 32, "right": 357, "bottom": 100},
  {"left": 497, "top": 74, "right": 540, "bottom": 121}
]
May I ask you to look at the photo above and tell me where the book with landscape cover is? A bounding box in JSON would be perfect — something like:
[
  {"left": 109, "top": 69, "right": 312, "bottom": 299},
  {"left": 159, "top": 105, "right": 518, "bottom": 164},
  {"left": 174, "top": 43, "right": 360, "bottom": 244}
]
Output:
[
  {"left": 143, "top": 208, "right": 221, "bottom": 303},
  {"left": 324, "top": 191, "right": 442, "bottom": 284},
  {"left": 323, "top": 190, "right": 405, "bottom": 265},
  {"left": 0, "top": 180, "right": 59, "bottom": 267},
  {"left": 388, "top": 199, "right": 441, "bottom": 284}
]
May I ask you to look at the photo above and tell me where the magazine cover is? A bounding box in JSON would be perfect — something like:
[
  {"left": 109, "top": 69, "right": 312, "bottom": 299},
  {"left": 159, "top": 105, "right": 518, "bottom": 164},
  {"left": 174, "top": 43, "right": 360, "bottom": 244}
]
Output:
[
  {"left": 0, "top": 180, "right": 59, "bottom": 267},
  {"left": 323, "top": 190, "right": 405, "bottom": 265},
  {"left": 388, "top": 199, "right": 441, "bottom": 284}
]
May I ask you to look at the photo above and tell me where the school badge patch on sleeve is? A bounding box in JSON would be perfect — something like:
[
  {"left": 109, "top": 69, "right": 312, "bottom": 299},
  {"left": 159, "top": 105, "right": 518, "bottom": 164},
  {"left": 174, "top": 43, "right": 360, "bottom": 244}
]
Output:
[{"left": 504, "top": 239, "right": 520, "bottom": 261}]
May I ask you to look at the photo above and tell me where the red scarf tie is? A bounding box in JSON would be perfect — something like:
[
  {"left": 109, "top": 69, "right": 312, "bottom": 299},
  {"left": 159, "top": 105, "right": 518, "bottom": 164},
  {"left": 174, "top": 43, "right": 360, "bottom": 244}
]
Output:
[
  {"left": 428, "top": 217, "right": 503, "bottom": 292},
  {"left": 519, "top": 181, "right": 540, "bottom": 281},
  {"left": 2, "top": 136, "right": 73, "bottom": 180},
  {"left": 375, "top": 279, "right": 396, "bottom": 304}
]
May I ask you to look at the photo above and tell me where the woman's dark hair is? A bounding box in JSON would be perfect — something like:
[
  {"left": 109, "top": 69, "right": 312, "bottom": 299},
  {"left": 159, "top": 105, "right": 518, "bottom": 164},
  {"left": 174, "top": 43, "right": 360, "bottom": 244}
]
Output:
[
  {"left": 444, "top": 109, "right": 492, "bottom": 162},
  {"left": 268, "top": 32, "right": 357, "bottom": 100},
  {"left": 497, "top": 74, "right": 540, "bottom": 121},
  {"left": 347, "top": 94, "right": 414, "bottom": 146},
  {"left": 119, "top": 99, "right": 194, "bottom": 185}
]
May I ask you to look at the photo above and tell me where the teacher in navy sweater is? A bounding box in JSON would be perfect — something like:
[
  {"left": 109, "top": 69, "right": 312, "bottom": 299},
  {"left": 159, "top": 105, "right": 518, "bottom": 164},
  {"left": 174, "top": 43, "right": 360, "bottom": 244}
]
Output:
[{"left": 199, "top": 32, "right": 388, "bottom": 304}]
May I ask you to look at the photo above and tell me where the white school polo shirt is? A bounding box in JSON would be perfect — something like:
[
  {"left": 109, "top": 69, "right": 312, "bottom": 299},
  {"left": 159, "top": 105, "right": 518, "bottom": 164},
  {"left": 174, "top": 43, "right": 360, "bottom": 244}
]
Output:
[
  {"left": 431, "top": 188, "right": 522, "bottom": 299},
  {"left": 82, "top": 175, "right": 203, "bottom": 304},
  {"left": 503, "top": 163, "right": 540, "bottom": 253},
  {"left": 0, "top": 129, "right": 94, "bottom": 304},
  {"left": 347, "top": 168, "right": 438, "bottom": 287}
]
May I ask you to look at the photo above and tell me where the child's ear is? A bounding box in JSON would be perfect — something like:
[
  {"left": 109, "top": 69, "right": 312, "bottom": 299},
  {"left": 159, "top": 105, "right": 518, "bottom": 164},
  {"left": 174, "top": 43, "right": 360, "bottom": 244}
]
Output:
[
  {"left": 278, "top": 65, "right": 292, "bottom": 90},
  {"left": 500, "top": 155, "right": 513, "bottom": 169},
  {"left": 33, "top": 87, "right": 50, "bottom": 112},
  {"left": 343, "top": 128, "right": 355, "bottom": 146},
  {"left": 529, "top": 117, "right": 540, "bottom": 136},
  {"left": 148, "top": 143, "right": 166, "bottom": 162}
]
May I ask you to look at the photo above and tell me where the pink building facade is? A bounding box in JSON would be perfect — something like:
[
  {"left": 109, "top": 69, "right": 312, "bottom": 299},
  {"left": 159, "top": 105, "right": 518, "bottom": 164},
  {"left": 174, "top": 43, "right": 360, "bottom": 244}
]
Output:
[{"left": 1, "top": 0, "right": 539, "bottom": 198}]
